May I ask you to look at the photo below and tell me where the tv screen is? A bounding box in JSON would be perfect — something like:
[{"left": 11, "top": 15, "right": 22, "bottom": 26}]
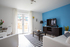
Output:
[{"left": 47, "top": 18, "right": 56, "bottom": 26}]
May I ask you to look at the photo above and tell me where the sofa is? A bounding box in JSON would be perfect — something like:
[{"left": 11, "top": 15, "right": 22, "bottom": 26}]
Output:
[
  {"left": 0, "top": 34, "right": 18, "bottom": 47},
  {"left": 43, "top": 35, "right": 70, "bottom": 47}
]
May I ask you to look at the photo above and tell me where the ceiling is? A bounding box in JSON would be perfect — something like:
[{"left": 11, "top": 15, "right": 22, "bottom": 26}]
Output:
[{"left": 0, "top": 0, "right": 70, "bottom": 13}]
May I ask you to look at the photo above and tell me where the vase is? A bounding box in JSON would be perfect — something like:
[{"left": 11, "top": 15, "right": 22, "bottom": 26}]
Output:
[
  {"left": 64, "top": 31, "right": 70, "bottom": 34},
  {"left": 0, "top": 25, "right": 2, "bottom": 30}
]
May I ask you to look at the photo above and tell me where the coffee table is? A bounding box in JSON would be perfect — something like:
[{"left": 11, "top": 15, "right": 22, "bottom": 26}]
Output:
[{"left": 33, "top": 31, "right": 46, "bottom": 41}]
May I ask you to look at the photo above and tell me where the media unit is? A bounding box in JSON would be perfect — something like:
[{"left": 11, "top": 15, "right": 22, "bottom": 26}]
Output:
[{"left": 43, "top": 27, "right": 62, "bottom": 36}]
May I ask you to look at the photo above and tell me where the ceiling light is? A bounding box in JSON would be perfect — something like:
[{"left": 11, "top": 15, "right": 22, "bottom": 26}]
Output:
[{"left": 31, "top": 0, "right": 36, "bottom": 4}]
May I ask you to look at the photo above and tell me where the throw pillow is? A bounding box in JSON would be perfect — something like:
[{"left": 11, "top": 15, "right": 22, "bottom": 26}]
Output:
[{"left": 64, "top": 32, "right": 70, "bottom": 38}]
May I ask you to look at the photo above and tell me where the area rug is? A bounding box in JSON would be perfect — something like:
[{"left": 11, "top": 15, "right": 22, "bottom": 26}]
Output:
[{"left": 24, "top": 34, "right": 43, "bottom": 47}]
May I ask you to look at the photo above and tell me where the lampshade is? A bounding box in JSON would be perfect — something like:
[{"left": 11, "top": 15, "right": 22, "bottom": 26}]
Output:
[{"left": 40, "top": 21, "right": 43, "bottom": 24}]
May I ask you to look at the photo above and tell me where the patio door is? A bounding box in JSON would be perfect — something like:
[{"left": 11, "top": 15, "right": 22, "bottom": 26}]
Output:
[
  {"left": 17, "top": 14, "right": 23, "bottom": 34},
  {"left": 22, "top": 14, "right": 29, "bottom": 33},
  {"left": 17, "top": 14, "right": 29, "bottom": 34}
]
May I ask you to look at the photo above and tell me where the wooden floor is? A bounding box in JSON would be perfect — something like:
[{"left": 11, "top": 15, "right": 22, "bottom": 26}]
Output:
[{"left": 18, "top": 34, "right": 34, "bottom": 47}]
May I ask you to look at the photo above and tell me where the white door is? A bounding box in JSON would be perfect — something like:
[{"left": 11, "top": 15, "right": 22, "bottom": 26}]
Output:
[{"left": 17, "top": 14, "right": 23, "bottom": 34}]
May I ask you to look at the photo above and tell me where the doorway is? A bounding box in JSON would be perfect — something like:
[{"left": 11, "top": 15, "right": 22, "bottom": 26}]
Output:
[{"left": 17, "top": 14, "right": 29, "bottom": 34}]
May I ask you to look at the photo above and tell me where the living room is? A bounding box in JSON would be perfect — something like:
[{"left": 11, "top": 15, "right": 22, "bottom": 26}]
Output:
[{"left": 0, "top": 0, "right": 70, "bottom": 47}]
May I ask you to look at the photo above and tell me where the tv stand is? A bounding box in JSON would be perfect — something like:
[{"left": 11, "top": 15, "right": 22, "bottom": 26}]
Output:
[{"left": 43, "top": 27, "right": 62, "bottom": 36}]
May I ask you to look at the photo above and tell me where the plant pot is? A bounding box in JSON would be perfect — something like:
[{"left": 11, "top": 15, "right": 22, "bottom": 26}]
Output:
[
  {"left": 64, "top": 31, "right": 70, "bottom": 34},
  {"left": 0, "top": 25, "right": 2, "bottom": 30}
]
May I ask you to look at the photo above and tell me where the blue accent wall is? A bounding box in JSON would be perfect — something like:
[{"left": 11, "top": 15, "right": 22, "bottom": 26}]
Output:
[{"left": 42, "top": 4, "right": 70, "bottom": 34}]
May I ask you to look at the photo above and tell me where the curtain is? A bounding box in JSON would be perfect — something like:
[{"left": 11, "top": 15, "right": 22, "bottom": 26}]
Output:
[
  {"left": 12, "top": 8, "right": 17, "bottom": 34},
  {"left": 28, "top": 11, "right": 33, "bottom": 34}
]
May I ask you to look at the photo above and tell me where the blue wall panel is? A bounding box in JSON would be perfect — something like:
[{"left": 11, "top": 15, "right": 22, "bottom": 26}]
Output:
[{"left": 42, "top": 4, "right": 70, "bottom": 34}]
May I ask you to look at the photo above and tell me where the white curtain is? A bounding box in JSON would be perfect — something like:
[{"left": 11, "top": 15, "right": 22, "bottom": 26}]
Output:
[
  {"left": 12, "top": 8, "right": 17, "bottom": 34},
  {"left": 28, "top": 11, "right": 33, "bottom": 34}
]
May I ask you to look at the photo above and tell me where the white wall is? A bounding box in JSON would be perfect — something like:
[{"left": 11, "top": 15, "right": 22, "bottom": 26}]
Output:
[
  {"left": 0, "top": 6, "right": 17, "bottom": 34},
  {"left": 0, "top": 6, "right": 43, "bottom": 34},
  {"left": 0, "top": 6, "right": 13, "bottom": 28},
  {"left": 32, "top": 11, "right": 42, "bottom": 31}
]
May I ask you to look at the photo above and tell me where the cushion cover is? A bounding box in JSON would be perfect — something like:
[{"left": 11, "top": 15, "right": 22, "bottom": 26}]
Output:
[{"left": 64, "top": 32, "right": 70, "bottom": 38}]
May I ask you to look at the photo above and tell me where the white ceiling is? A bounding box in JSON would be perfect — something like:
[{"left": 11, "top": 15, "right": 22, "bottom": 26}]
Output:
[{"left": 0, "top": 0, "right": 70, "bottom": 13}]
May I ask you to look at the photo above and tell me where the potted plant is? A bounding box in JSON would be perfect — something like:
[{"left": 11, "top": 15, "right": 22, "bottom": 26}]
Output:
[
  {"left": 64, "top": 26, "right": 69, "bottom": 33},
  {"left": 65, "top": 26, "right": 69, "bottom": 31}
]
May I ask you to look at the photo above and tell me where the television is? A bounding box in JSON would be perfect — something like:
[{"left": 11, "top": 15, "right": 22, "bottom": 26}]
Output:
[{"left": 47, "top": 18, "right": 56, "bottom": 26}]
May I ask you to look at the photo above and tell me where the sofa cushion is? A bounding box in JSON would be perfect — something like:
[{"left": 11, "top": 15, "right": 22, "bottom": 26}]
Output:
[
  {"left": 66, "top": 36, "right": 70, "bottom": 44},
  {"left": 54, "top": 35, "right": 67, "bottom": 43},
  {"left": 64, "top": 32, "right": 70, "bottom": 38}
]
